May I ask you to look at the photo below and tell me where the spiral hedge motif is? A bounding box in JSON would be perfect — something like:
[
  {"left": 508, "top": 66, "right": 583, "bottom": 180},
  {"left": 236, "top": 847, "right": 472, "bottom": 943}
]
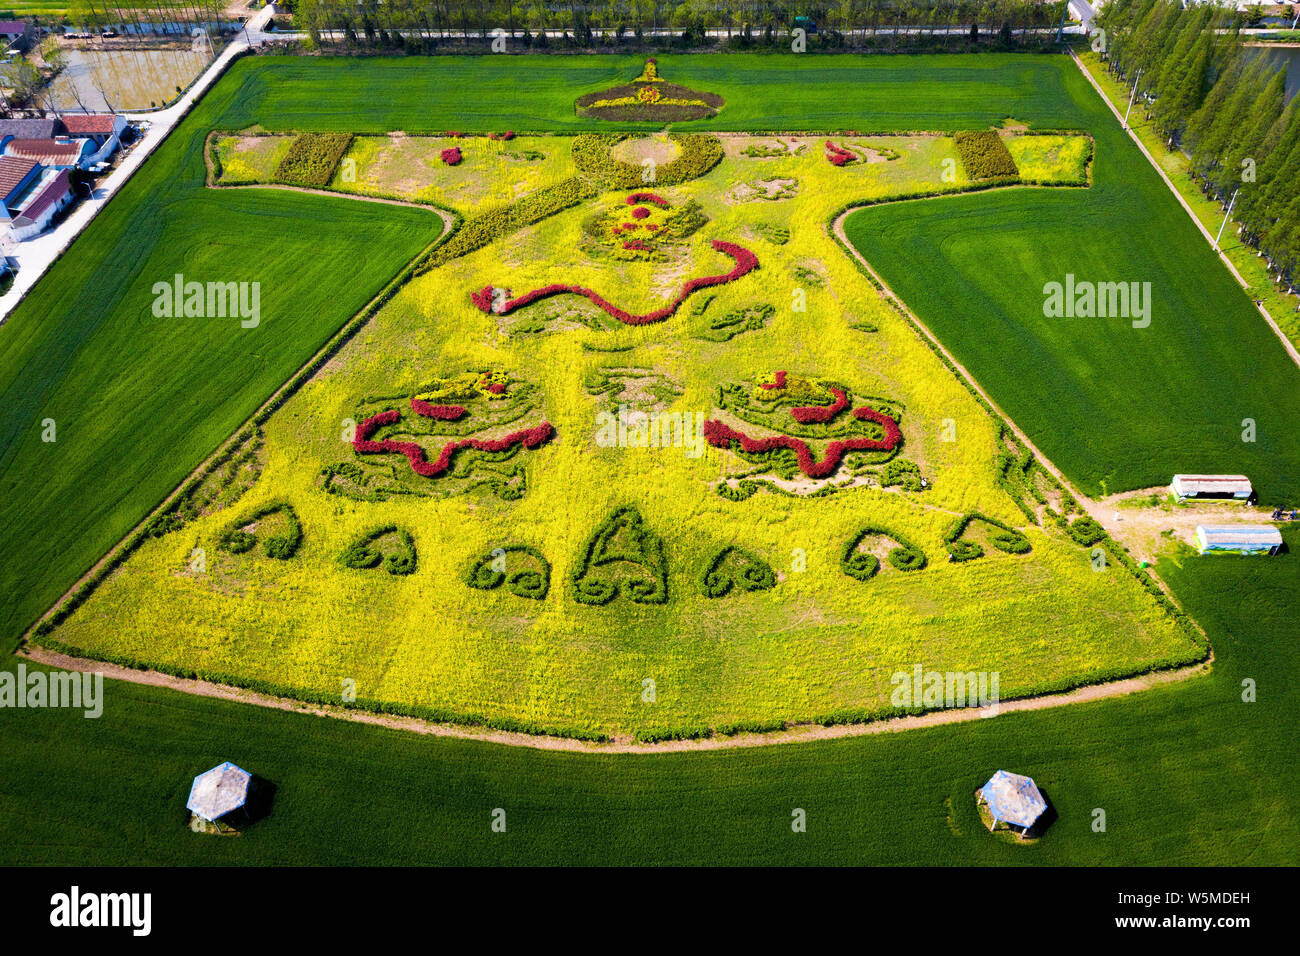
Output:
[
  {"left": 943, "top": 513, "right": 1032, "bottom": 562},
  {"left": 841, "top": 525, "right": 926, "bottom": 582},
  {"left": 340, "top": 525, "right": 417, "bottom": 576},
  {"left": 466, "top": 544, "right": 551, "bottom": 600},
  {"left": 217, "top": 500, "right": 302, "bottom": 560},
  {"left": 700, "top": 546, "right": 777, "bottom": 598}
]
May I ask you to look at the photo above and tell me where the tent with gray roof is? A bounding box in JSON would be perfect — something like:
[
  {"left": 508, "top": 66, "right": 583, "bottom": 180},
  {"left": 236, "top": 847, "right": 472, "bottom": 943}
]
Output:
[
  {"left": 186, "top": 762, "right": 252, "bottom": 824},
  {"left": 977, "top": 770, "right": 1048, "bottom": 838}
]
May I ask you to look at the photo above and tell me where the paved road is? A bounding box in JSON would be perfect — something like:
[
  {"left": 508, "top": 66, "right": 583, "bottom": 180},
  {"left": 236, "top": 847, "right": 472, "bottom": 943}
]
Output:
[{"left": 0, "top": 5, "right": 275, "bottom": 325}]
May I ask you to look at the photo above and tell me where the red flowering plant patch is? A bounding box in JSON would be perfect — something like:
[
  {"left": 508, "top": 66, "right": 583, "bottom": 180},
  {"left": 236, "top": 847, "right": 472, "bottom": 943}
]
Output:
[
  {"left": 323, "top": 372, "right": 551, "bottom": 502},
  {"left": 441, "top": 146, "right": 462, "bottom": 165},
  {"left": 577, "top": 191, "right": 708, "bottom": 262},
  {"left": 707, "top": 372, "right": 905, "bottom": 482},
  {"left": 469, "top": 239, "right": 759, "bottom": 327},
  {"left": 825, "top": 140, "right": 856, "bottom": 167}
]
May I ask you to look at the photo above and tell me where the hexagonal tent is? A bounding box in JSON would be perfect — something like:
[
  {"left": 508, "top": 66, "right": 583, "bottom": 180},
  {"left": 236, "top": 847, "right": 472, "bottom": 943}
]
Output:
[
  {"left": 186, "top": 762, "right": 252, "bottom": 824},
  {"left": 977, "top": 770, "right": 1047, "bottom": 839}
]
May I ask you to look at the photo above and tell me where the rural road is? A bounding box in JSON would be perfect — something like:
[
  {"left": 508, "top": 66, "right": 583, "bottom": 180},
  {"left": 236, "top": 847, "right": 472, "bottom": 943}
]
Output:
[{"left": 0, "top": 4, "right": 276, "bottom": 324}]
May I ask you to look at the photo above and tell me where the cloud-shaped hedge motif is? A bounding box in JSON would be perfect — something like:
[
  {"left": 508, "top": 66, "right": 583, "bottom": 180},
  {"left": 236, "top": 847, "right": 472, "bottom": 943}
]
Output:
[
  {"left": 943, "top": 513, "right": 1032, "bottom": 562},
  {"left": 466, "top": 544, "right": 551, "bottom": 600},
  {"left": 700, "top": 546, "right": 776, "bottom": 598},
  {"left": 571, "top": 506, "right": 668, "bottom": 606},
  {"left": 217, "top": 500, "right": 302, "bottom": 560},
  {"left": 339, "top": 525, "right": 417, "bottom": 576},
  {"left": 840, "top": 526, "right": 927, "bottom": 581}
]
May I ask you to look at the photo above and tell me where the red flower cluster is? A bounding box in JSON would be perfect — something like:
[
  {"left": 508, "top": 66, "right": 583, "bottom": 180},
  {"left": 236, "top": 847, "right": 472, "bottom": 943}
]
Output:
[
  {"left": 488, "top": 131, "right": 516, "bottom": 140},
  {"left": 703, "top": 405, "right": 902, "bottom": 479},
  {"left": 353, "top": 410, "right": 554, "bottom": 478},
  {"left": 441, "top": 146, "right": 463, "bottom": 165},
  {"left": 468, "top": 240, "right": 759, "bottom": 326},
  {"left": 825, "top": 140, "right": 855, "bottom": 167},
  {"left": 790, "top": 387, "right": 848, "bottom": 424},
  {"left": 623, "top": 239, "right": 651, "bottom": 251},
  {"left": 410, "top": 398, "right": 467, "bottom": 420},
  {"left": 626, "top": 192, "right": 669, "bottom": 207},
  {"left": 630, "top": 206, "right": 651, "bottom": 219},
  {"left": 759, "top": 371, "right": 788, "bottom": 390},
  {"left": 445, "top": 131, "right": 464, "bottom": 138}
]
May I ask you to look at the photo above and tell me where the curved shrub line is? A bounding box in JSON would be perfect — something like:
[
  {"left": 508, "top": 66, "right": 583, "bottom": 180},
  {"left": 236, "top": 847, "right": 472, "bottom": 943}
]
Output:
[
  {"left": 339, "top": 524, "right": 417, "bottom": 576},
  {"left": 409, "top": 398, "right": 466, "bottom": 420},
  {"left": 626, "top": 192, "right": 669, "bottom": 206},
  {"left": 571, "top": 506, "right": 668, "bottom": 606},
  {"left": 703, "top": 406, "right": 902, "bottom": 479},
  {"left": 840, "top": 525, "right": 927, "bottom": 581},
  {"left": 217, "top": 499, "right": 302, "bottom": 560},
  {"left": 469, "top": 239, "right": 759, "bottom": 327},
  {"left": 699, "top": 546, "right": 776, "bottom": 598},
  {"left": 466, "top": 544, "right": 551, "bottom": 600},
  {"left": 790, "top": 387, "right": 849, "bottom": 424},
  {"left": 943, "top": 512, "right": 1032, "bottom": 562},
  {"left": 353, "top": 410, "right": 554, "bottom": 478}
]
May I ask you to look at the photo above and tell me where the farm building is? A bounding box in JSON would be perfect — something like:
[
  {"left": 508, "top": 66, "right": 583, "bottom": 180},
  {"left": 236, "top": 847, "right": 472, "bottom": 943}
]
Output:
[
  {"left": 59, "top": 114, "right": 127, "bottom": 166},
  {"left": 1170, "top": 474, "right": 1253, "bottom": 502},
  {"left": 1194, "top": 525, "right": 1283, "bottom": 556},
  {"left": 8, "top": 170, "right": 73, "bottom": 241},
  {"left": 977, "top": 770, "right": 1048, "bottom": 839},
  {"left": 186, "top": 761, "right": 252, "bottom": 825},
  {"left": 0, "top": 20, "right": 36, "bottom": 53},
  {"left": 0, "top": 156, "right": 42, "bottom": 221}
]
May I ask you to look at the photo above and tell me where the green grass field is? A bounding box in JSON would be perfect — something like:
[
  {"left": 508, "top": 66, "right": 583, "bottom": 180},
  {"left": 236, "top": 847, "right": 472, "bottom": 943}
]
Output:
[
  {"left": 844, "top": 61, "right": 1300, "bottom": 502},
  {"left": 3, "top": 527, "right": 1294, "bottom": 865},
  {"left": 2, "top": 52, "right": 1296, "bottom": 865}
]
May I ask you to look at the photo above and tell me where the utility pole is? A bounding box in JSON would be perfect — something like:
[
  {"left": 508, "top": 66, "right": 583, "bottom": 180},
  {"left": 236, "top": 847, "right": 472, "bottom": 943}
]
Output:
[
  {"left": 1123, "top": 68, "right": 1142, "bottom": 130},
  {"left": 1214, "top": 187, "right": 1240, "bottom": 251}
]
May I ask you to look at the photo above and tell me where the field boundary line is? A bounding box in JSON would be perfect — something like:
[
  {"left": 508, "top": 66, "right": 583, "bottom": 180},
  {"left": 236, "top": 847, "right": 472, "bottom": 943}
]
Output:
[
  {"left": 13, "top": 211, "right": 458, "bottom": 649},
  {"left": 1069, "top": 48, "right": 1300, "bottom": 371},
  {"left": 18, "top": 644, "right": 1212, "bottom": 754},
  {"left": 213, "top": 182, "right": 459, "bottom": 228}
]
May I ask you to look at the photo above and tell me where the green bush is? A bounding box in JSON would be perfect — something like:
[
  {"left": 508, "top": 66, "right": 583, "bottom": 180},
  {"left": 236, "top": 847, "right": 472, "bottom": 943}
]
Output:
[
  {"left": 274, "top": 132, "right": 354, "bottom": 187},
  {"left": 952, "top": 130, "right": 1019, "bottom": 180},
  {"left": 571, "top": 133, "right": 724, "bottom": 189},
  {"left": 1067, "top": 515, "right": 1107, "bottom": 547},
  {"left": 943, "top": 512, "right": 1030, "bottom": 561},
  {"left": 699, "top": 546, "right": 776, "bottom": 597},
  {"left": 466, "top": 544, "right": 551, "bottom": 599},
  {"left": 217, "top": 500, "right": 302, "bottom": 559},
  {"left": 841, "top": 525, "right": 927, "bottom": 580},
  {"left": 340, "top": 525, "right": 417, "bottom": 575}
]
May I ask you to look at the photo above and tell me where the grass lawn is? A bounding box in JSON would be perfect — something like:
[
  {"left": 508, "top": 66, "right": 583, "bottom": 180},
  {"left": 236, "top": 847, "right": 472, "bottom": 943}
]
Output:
[
  {"left": 0, "top": 61, "right": 441, "bottom": 648},
  {"left": 844, "top": 59, "right": 1300, "bottom": 501},
  {"left": 1075, "top": 46, "right": 1300, "bottom": 349},
  {"left": 3, "top": 527, "right": 1294, "bottom": 865}
]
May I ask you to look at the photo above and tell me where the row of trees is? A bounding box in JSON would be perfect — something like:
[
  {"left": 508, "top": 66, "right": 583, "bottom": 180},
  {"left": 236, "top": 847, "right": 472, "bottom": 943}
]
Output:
[
  {"left": 291, "top": 0, "right": 1070, "bottom": 50},
  {"left": 1098, "top": 0, "right": 1300, "bottom": 298},
  {"left": 64, "top": 0, "right": 231, "bottom": 33}
]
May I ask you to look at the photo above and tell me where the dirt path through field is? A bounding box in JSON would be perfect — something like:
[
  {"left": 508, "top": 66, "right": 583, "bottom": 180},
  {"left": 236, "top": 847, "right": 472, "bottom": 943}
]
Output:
[{"left": 20, "top": 645, "right": 1210, "bottom": 755}]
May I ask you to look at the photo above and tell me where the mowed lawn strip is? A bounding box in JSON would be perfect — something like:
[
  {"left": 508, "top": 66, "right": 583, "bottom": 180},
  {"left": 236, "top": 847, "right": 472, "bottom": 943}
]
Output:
[
  {"left": 0, "top": 62, "right": 440, "bottom": 646},
  {"left": 2, "top": 528, "right": 1294, "bottom": 865},
  {"left": 844, "top": 61, "right": 1300, "bottom": 501}
]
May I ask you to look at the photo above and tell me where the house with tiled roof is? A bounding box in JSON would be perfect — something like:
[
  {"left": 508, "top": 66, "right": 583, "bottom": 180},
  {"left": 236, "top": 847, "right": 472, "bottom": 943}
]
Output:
[
  {"left": 0, "top": 156, "right": 41, "bottom": 222},
  {"left": 3, "top": 137, "right": 94, "bottom": 170},
  {"left": 0, "top": 118, "right": 60, "bottom": 141},
  {"left": 58, "top": 113, "right": 127, "bottom": 165},
  {"left": 9, "top": 169, "right": 73, "bottom": 241}
]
